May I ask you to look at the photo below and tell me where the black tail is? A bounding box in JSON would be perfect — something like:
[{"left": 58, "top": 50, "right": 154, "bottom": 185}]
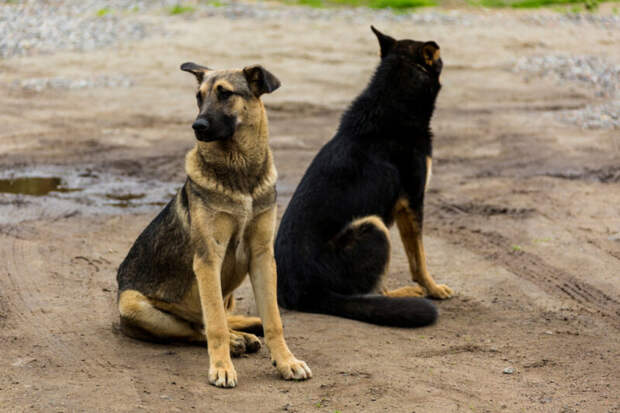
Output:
[{"left": 312, "top": 291, "right": 437, "bottom": 328}]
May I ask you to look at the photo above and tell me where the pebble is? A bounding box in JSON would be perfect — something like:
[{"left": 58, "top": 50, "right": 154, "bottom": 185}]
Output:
[{"left": 502, "top": 367, "right": 515, "bottom": 374}]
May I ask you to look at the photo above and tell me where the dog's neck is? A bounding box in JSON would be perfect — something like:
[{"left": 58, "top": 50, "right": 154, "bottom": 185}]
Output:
[{"left": 185, "top": 109, "right": 277, "bottom": 197}]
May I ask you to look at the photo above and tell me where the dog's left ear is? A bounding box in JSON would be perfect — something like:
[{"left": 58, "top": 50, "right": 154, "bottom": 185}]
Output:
[
  {"left": 371, "top": 26, "right": 396, "bottom": 58},
  {"left": 243, "top": 65, "right": 281, "bottom": 96},
  {"left": 180, "top": 62, "right": 211, "bottom": 84}
]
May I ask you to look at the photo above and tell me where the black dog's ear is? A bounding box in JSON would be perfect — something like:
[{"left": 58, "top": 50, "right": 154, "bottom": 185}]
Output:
[
  {"left": 243, "top": 65, "right": 281, "bottom": 96},
  {"left": 421, "top": 42, "right": 440, "bottom": 66},
  {"left": 180, "top": 62, "right": 211, "bottom": 84},
  {"left": 420, "top": 41, "right": 442, "bottom": 74},
  {"left": 371, "top": 26, "right": 396, "bottom": 58}
]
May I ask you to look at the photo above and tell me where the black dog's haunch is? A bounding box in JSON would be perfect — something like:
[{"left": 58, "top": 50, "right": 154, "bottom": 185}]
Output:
[{"left": 275, "top": 26, "right": 453, "bottom": 328}]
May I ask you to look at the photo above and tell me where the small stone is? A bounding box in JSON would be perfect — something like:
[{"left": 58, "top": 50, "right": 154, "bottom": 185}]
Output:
[
  {"left": 12, "top": 357, "right": 36, "bottom": 367},
  {"left": 503, "top": 367, "right": 515, "bottom": 374}
]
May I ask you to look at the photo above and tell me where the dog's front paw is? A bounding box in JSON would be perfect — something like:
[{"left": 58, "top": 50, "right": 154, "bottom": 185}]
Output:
[
  {"left": 428, "top": 284, "right": 454, "bottom": 299},
  {"left": 209, "top": 360, "right": 238, "bottom": 388},
  {"left": 273, "top": 357, "right": 312, "bottom": 381}
]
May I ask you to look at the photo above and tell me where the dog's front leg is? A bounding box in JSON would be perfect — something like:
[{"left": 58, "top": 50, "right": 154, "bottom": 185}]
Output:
[
  {"left": 395, "top": 199, "right": 454, "bottom": 299},
  {"left": 247, "top": 207, "right": 312, "bottom": 381},
  {"left": 192, "top": 213, "right": 237, "bottom": 388}
]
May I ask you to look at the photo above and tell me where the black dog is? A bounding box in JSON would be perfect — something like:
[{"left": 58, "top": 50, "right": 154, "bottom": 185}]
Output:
[{"left": 275, "top": 27, "right": 453, "bottom": 328}]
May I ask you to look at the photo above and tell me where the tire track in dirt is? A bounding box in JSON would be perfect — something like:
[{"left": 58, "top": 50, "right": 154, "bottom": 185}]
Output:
[
  {"left": 1, "top": 230, "right": 117, "bottom": 377},
  {"left": 427, "top": 200, "right": 620, "bottom": 327}
]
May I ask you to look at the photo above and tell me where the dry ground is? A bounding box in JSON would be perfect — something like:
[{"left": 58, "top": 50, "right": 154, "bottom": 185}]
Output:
[{"left": 0, "top": 6, "right": 619, "bottom": 413}]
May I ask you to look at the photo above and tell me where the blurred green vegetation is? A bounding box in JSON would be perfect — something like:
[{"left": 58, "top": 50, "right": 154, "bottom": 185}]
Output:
[
  {"left": 286, "top": 0, "right": 618, "bottom": 10},
  {"left": 168, "top": 4, "right": 196, "bottom": 14},
  {"left": 291, "top": 0, "right": 437, "bottom": 8}
]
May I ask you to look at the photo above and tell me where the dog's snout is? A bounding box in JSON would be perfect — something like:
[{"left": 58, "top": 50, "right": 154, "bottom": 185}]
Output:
[{"left": 192, "top": 118, "right": 209, "bottom": 132}]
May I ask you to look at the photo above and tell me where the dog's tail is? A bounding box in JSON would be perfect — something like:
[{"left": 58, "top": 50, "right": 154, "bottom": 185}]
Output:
[{"left": 312, "top": 291, "right": 437, "bottom": 328}]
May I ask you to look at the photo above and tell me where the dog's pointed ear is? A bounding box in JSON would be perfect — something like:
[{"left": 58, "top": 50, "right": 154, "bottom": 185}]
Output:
[
  {"left": 180, "top": 62, "right": 211, "bottom": 84},
  {"left": 243, "top": 65, "right": 281, "bottom": 96},
  {"left": 371, "top": 26, "right": 396, "bottom": 58}
]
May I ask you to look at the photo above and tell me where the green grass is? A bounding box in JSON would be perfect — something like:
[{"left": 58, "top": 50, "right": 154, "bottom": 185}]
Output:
[
  {"left": 168, "top": 4, "right": 196, "bottom": 14},
  {"left": 472, "top": 0, "right": 611, "bottom": 8},
  {"left": 369, "top": 0, "right": 437, "bottom": 8},
  {"left": 288, "top": 0, "right": 436, "bottom": 8},
  {"left": 298, "top": 0, "right": 324, "bottom": 7},
  {"left": 290, "top": 0, "right": 619, "bottom": 9},
  {"left": 96, "top": 7, "right": 111, "bottom": 16}
]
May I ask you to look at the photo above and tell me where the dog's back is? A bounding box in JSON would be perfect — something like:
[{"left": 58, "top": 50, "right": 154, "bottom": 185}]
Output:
[{"left": 117, "top": 183, "right": 194, "bottom": 303}]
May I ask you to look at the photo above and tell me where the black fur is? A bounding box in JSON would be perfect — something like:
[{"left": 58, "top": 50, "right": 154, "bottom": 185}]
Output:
[
  {"left": 275, "top": 27, "right": 443, "bottom": 328},
  {"left": 117, "top": 181, "right": 194, "bottom": 303}
]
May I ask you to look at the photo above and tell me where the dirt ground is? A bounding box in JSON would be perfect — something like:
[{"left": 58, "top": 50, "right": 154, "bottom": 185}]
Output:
[{"left": 1, "top": 6, "right": 619, "bottom": 413}]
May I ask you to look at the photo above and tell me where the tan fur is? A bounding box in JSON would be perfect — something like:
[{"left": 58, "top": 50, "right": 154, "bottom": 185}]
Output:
[
  {"left": 120, "top": 66, "right": 310, "bottom": 388},
  {"left": 394, "top": 198, "right": 453, "bottom": 299},
  {"left": 425, "top": 156, "right": 432, "bottom": 192},
  {"left": 118, "top": 290, "right": 203, "bottom": 341}
]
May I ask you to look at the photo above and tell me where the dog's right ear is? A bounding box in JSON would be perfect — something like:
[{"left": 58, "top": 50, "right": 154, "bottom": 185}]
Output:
[
  {"left": 180, "top": 62, "right": 211, "bottom": 84},
  {"left": 371, "top": 26, "right": 396, "bottom": 58}
]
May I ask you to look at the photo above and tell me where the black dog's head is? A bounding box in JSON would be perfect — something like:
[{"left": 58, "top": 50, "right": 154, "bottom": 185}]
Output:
[
  {"left": 370, "top": 26, "right": 442, "bottom": 80},
  {"left": 180, "top": 62, "right": 281, "bottom": 143}
]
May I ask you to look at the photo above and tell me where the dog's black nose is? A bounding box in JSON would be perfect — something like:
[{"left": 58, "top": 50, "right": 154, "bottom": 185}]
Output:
[{"left": 192, "top": 118, "right": 209, "bottom": 131}]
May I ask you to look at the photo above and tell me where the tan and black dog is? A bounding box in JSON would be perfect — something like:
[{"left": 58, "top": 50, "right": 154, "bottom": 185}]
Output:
[
  {"left": 275, "top": 27, "right": 452, "bottom": 327},
  {"left": 116, "top": 62, "right": 311, "bottom": 388}
]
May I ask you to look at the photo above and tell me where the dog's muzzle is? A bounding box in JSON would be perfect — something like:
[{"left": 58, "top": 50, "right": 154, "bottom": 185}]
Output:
[
  {"left": 192, "top": 118, "right": 209, "bottom": 132},
  {"left": 191, "top": 115, "right": 235, "bottom": 142},
  {"left": 192, "top": 118, "right": 214, "bottom": 141}
]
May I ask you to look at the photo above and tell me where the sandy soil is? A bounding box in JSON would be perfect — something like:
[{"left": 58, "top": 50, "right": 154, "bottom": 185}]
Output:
[{"left": 1, "top": 7, "right": 619, "bottom": 413}]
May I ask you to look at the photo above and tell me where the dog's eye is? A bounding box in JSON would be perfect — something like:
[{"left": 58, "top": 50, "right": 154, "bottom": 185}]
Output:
[{"left": 217, "top": 85, "right": 233, "bottom": 100}]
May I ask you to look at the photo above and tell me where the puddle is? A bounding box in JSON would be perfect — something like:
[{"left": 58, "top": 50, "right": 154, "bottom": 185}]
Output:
[
  {"left": 0, "top": 177, "right": 79, "bottom": 196},
  {"left": 0, "top": 166, "right": 179, "bottom": 224},
  {"left": 105, "top": 192, "right": 147, "bottom": 208}
]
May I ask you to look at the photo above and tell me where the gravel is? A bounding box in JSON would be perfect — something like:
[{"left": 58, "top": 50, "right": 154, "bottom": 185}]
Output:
[
  {"left": 14, "top": 74, "right": 133, "bottom": 91},
  {"left": 560, "top": 100, "right": 620, "bottom": 130},
  {"left": 514, "top": 55, "right": 619, "bottom": 98},
  {"left": 0, "top": 0, "right": 477, "bottom": 60},
  {"left": 0, "top": 0, "right": 150, "bottom": 59},
  {"left": 522, "top": 13, "right": 620, "bottom": 29},
  {"left": 514, "top": 55, "right": 620, "bottom": 129},
  {"left": 2, "top": 0, "right": 618, "bottom": 61}
]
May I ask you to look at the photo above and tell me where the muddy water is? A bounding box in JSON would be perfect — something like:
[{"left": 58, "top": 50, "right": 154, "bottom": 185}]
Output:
[
  {"left": 0, "top": 177, "right": 78, "bottom": 196},
  {"left": 0, "top": 167, "right": 179, "bottom": 224}
]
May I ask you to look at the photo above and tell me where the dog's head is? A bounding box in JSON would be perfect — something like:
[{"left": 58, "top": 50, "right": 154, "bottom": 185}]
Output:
[
  {"left": 180, "top": 62, "right": 281, "bottom": 142},
  {"left": 370, "top": 26, "right": 442, "bottom": 81}
]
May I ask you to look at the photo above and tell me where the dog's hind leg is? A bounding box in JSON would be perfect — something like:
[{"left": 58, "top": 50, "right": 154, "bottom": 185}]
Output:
[
  {"left": 229, "top": 329, "right": 262, "bottom": 357},
  {"left": 326, "top": 215, "right": 391, "bottom": 295},
  {"left": 331, "top": 216, "right": 427, "bottom": 299},
  {"left": 382, "top": 285, "right": 426, "bottom": 298},
  {"left": 118, "top": 290, "right": 203, "bottom": 343},
  {"left": 227, "top": 314, "right": 263, "bottom": 335}
]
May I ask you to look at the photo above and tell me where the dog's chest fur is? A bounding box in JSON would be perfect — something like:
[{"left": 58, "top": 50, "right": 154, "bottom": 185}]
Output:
[{"left": 183, "top": 147, "right": 278, "bottom": 295}]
